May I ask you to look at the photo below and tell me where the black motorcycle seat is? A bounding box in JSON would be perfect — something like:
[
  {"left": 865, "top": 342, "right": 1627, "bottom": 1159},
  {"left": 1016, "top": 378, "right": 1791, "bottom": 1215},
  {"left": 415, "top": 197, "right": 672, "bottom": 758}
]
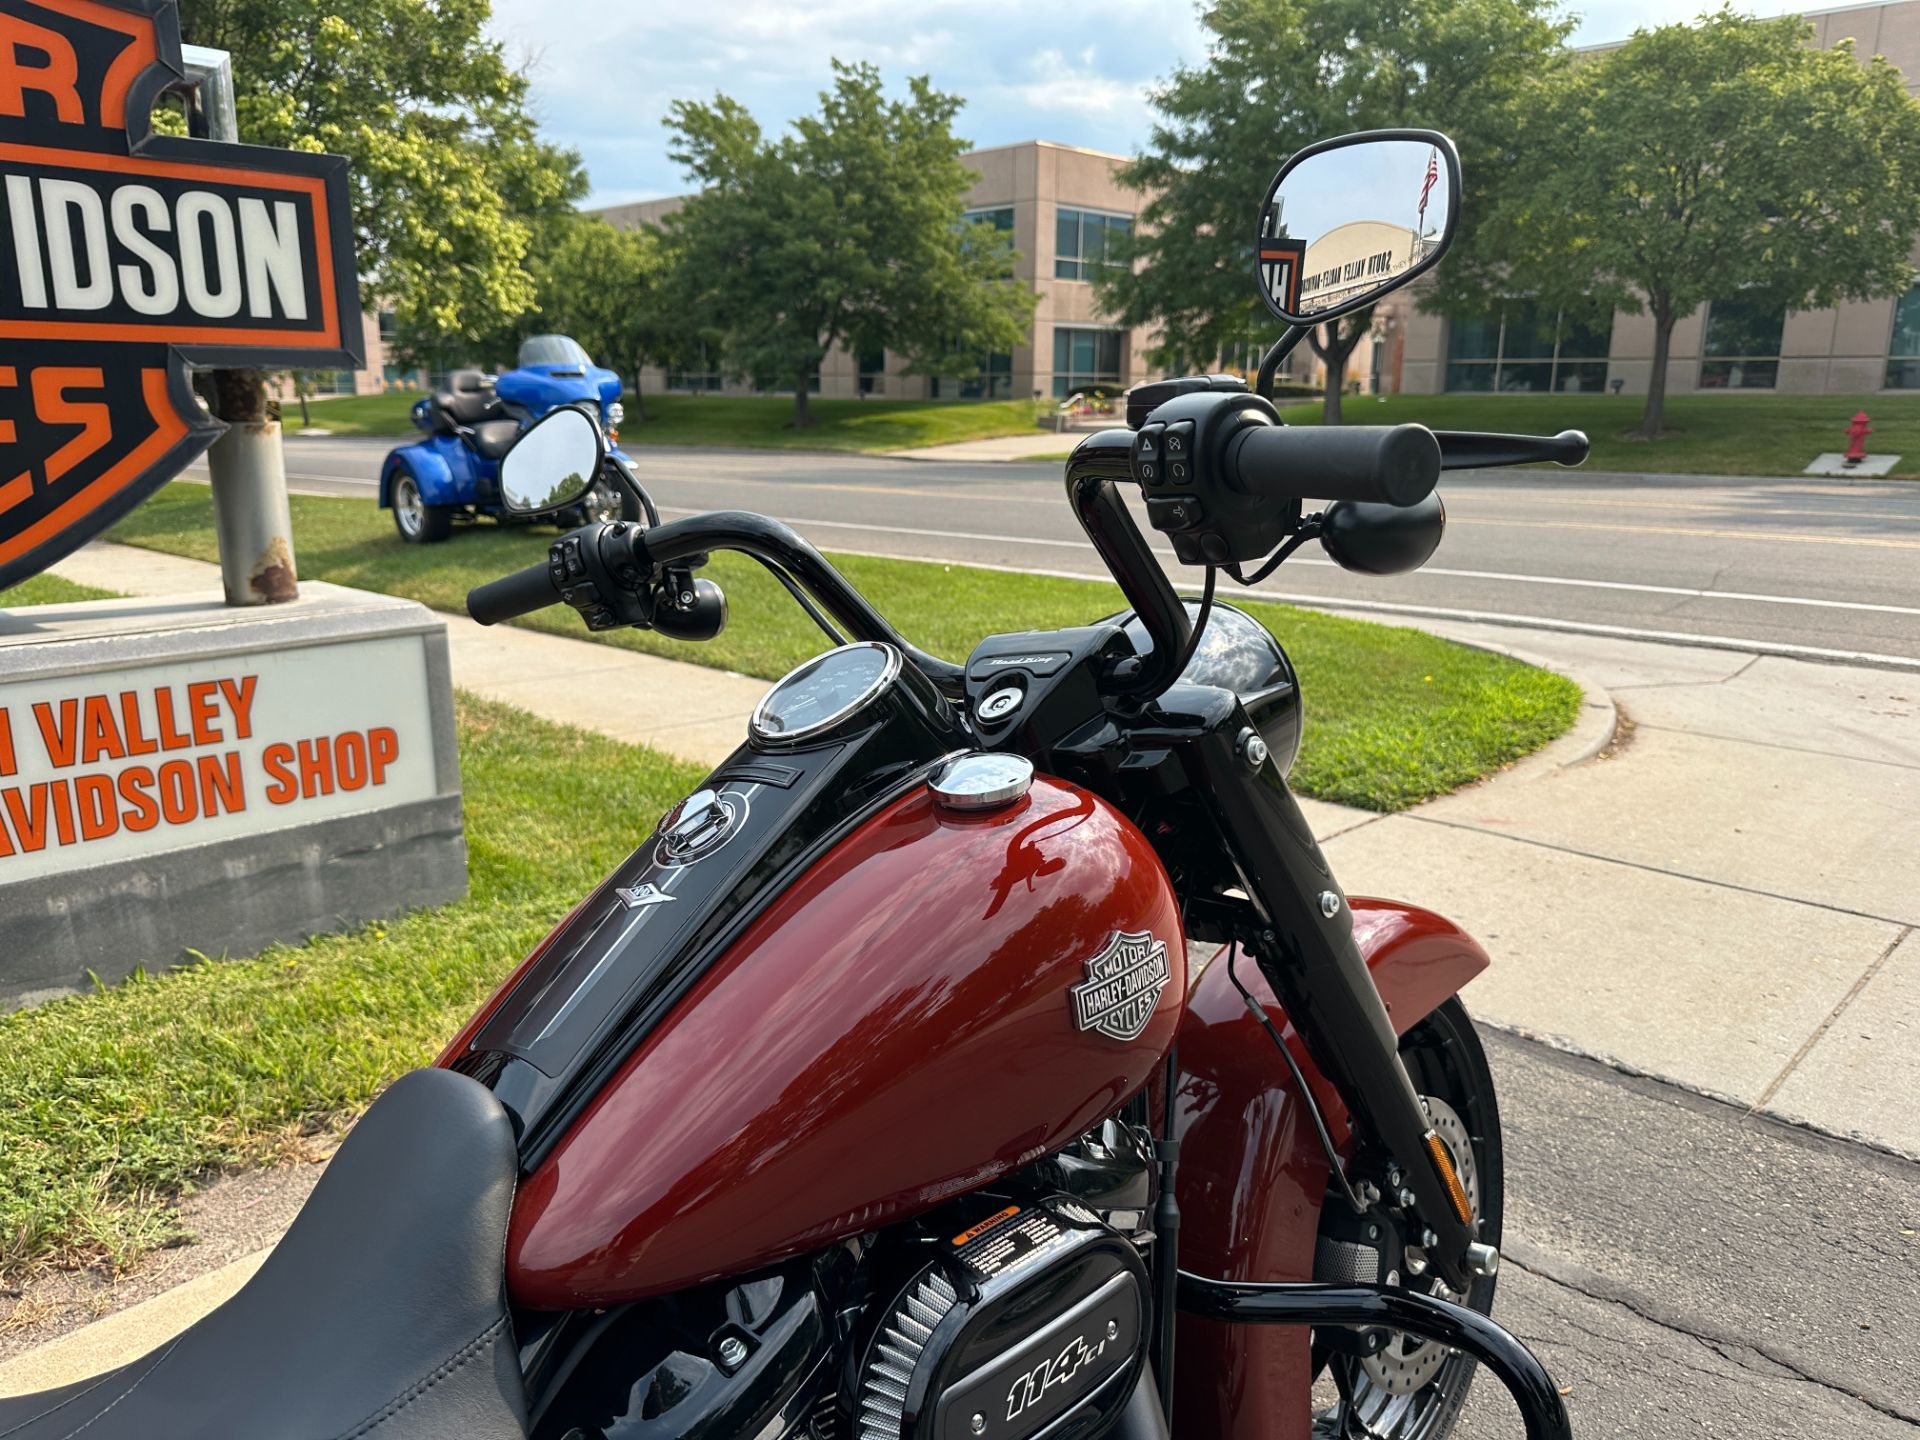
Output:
[
  {"left": 434, "top": 368, "right": 502, "bottom": 427},
  {"left": 0, "top": 1068, "right": 528, "bottom": 1439},
  {"left": 469, "top": 419, "right": 523, "bottom": 460}
]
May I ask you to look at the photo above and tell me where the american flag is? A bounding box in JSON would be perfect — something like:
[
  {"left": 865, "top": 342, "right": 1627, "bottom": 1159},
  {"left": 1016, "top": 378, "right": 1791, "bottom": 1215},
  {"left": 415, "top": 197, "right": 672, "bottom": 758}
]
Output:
[{"left": 1418, "top": 148, "right": 1439, "bottom": 226}]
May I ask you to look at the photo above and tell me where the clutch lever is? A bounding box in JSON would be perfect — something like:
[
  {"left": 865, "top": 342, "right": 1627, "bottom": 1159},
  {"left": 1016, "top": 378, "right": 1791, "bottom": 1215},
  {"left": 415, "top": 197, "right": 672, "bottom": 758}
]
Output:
[{"left": 1434, "top": 429, "right": 1589, "bottom": 471}]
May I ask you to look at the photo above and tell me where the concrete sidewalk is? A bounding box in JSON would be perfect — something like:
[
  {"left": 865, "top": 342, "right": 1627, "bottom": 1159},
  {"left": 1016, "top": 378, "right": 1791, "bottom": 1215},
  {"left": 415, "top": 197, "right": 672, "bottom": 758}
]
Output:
[
  {"left": 6, "top": 538, "right": 1914, "bottom": 1394},
  {"left": 884, "top": 430, "right": 1080, "bottom": 462}
]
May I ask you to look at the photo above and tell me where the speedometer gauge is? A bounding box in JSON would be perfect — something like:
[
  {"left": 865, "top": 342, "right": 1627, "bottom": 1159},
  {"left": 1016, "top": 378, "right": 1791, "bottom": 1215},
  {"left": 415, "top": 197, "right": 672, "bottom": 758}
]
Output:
[{"left": 751, "top": 642, "right": 903, "bottom": 744}]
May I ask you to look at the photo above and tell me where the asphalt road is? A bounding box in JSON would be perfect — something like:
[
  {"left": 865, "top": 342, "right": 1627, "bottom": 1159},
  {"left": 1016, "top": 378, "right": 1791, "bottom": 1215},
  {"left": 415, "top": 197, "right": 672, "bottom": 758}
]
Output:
[
  {"left": 1456, "top": 1030, "right": 1918, "bottom": 1438},
  {"left": 253, "top": 436, "right": 1920, "bottom": 669}
]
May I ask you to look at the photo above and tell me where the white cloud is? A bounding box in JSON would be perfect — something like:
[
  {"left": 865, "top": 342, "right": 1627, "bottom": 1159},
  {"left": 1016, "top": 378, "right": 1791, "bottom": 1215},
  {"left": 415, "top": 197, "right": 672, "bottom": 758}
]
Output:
[{"left": 493, "top": 0, "right": 1835, "bottom": 207}]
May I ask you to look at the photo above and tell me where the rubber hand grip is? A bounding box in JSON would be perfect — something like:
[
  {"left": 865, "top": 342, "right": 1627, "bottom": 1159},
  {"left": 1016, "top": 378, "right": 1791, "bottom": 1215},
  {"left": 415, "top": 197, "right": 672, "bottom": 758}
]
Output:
[
  {"left": 467, "top": 560, "right": 558, "bottom": 626},
  {"left": 1225, "top": 423, "right": 1441, "bottom": 507}
]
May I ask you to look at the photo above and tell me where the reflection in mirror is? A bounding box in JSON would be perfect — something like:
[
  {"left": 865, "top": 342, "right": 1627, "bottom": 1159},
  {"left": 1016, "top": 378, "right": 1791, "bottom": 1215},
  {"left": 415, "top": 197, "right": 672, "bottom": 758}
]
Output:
[
  {"left": 499, "top": 406, "right": 602, "bottom": 515},
  {"left": 1258, "top": 137, "right": 1455, "bottom": 322}
]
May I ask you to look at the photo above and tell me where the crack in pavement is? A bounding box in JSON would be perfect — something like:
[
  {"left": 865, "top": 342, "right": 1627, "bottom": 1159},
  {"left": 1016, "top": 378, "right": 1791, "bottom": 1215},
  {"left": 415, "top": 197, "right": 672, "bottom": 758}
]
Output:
[{"left": 1503, "top": 1239, "right": 1920, "bottom": 1428}]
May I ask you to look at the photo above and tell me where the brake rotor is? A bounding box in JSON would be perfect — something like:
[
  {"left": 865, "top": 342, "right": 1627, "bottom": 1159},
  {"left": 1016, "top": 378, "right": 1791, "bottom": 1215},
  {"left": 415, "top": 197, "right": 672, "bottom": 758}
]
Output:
[{"left": 1359, "top": 1094, "right": 1480, "bottom": 1397}]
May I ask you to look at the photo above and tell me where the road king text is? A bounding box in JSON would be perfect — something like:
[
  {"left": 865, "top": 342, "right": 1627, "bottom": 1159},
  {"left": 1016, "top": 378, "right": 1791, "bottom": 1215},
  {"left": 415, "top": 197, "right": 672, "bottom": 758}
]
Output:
[{"left": 0, "top": 677, "right": 400, "bottom": 858}]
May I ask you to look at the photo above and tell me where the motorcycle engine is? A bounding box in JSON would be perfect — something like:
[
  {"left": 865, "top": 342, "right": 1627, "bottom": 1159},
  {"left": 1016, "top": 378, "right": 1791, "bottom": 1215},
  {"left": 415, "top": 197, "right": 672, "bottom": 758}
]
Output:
[{"left": 850, "top": 1198, "right": 1149, "bottom": 1440}]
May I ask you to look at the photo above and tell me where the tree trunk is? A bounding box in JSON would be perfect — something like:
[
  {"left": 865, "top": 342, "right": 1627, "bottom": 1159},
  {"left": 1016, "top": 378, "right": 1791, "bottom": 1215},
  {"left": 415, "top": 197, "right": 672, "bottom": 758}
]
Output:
[
  {"left": 1309, "top": 317, "right": 1367, "bottom": 425},
  {"left": 792, "top": 367, "right": 814, "bottom": 428},
  {"left": 1323, "top": 345, "right": 1348, "bottom": 426},
  {"left": 1638, "top": 306, "right": 1675, "bottom": 438},
  {"left": 628, "top": 357, "right": 646, "bottom": 424},
  {"left": 297, "top": 384, "right": 310, "bottom": 427}
]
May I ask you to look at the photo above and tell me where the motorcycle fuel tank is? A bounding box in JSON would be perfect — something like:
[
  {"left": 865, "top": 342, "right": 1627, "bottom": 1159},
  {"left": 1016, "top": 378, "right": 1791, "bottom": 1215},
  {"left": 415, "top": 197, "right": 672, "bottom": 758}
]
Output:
[{"left": 502, "top": 772, "right": 1185, "bottom": 1311}]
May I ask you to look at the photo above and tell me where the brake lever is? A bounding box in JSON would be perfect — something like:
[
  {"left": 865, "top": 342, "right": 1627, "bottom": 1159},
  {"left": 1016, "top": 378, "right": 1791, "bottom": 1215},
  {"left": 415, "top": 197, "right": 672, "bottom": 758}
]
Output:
[{"left": 1434, "top": 429, "right": 1589, "bottom": 471}]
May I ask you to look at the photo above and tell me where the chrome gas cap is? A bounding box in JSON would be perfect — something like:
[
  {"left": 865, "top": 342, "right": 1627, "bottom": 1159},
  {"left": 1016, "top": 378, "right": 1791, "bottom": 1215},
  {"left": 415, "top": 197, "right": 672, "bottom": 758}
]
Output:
[
  {"left": 655, "top": 788, "right": 745, "bottom": 865},
  {"left": 930, "top": 753, "right": 1034, "bottom": 813}
]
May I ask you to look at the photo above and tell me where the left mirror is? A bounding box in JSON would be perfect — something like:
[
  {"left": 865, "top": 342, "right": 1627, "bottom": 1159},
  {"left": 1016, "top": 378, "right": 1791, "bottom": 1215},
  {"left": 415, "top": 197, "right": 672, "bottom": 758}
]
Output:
[
  {"left": 499, "top": 406, "right": 603, "bottom": 515},
  {"left": 1257, "top": 130, "right": 1459, "bottom": 326}
]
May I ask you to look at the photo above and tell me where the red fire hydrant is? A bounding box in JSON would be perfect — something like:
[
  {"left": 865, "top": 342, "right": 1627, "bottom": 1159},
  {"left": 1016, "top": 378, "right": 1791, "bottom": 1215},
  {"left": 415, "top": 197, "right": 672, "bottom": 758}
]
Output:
[{"left": 1845, "top": 411, "right": 1873, "bottom": 465}]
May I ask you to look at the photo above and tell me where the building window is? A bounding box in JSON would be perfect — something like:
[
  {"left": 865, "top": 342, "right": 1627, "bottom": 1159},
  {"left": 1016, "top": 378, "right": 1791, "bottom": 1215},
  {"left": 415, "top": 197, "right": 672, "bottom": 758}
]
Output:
[
  {"left": 1053, "top": 327, "right": 1123, "bottom": 397},
  {"left": 1700, "top": 298, "right": 1784, "bottom": 389},
  {"left": 1888, "top": 286, "right": 1920, "bottom": 388},
  {"left": 667, "top": 349, "right": 723, "bottom": 392},
  {"left": 964, "top": 206, "right": 1013, "bottom": 233},
  {"left": 931, "top": 352, "right": 1013, "bottom": 400},
  {"left": 377, "top": 310, "right": 397, "bottom": 342},
  {"left": 1055, "top": 208, "right": 1131, "bottom": 281},
  {"left": 857, "top": 348, "right": 886, "bottom": 396},
  {"left": 1445, "top": 303, "right": 1611, "bottom": 392}
]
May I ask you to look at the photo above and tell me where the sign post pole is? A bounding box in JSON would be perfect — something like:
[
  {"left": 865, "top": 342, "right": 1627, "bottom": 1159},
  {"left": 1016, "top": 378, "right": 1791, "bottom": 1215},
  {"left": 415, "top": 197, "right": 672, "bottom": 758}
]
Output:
[{"left": 182, "top": 43, "right": 299, "bottom": 605}]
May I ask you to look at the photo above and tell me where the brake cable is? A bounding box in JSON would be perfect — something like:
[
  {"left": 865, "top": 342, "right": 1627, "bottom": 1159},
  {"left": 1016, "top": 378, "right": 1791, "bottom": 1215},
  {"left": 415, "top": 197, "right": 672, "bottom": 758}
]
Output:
[
  {"left": 1225, "top": 516, "right": 1322, "bottom": 589},
  {"left": 1170, "top": 565, "right": 1218, "bottom": 677},
  {"left": 1227, "top": 946, "right": 1371, "bottom": 1215},
  {"left": 746, "top": 554, "right": 845, "bottom": 646}
]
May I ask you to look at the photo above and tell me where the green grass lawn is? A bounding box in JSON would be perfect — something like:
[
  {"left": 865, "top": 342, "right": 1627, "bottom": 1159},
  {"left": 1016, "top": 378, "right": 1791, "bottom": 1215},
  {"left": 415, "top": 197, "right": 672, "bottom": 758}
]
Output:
[
  {"left": 1275, "top": 391, "right": 1920, "bottom": 478},
  {"left": 281, "top": 391, "right": 426, "bottom": 437},
  {"left": 108, "top": 482, "right": 1578, "bottom": 811},
  {"left": 0, "top": 573, "right": 117, "bottom": 606},
  {"left": 0, "top": 693, "right": 702, "bottom": 1278},
  {"left": 285, "top": 390, "right": 1052, "bottom": 451}
]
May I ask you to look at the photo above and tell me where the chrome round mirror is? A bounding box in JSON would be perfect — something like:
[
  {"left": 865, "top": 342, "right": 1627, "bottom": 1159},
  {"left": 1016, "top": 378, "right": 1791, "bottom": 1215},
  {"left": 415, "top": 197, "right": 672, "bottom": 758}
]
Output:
[
  {"left": 1257, "top": 129, "right": 1460, "bottom": 326},
  {"left": 498, "top": 406, "right": 603, "bottom": 515}
]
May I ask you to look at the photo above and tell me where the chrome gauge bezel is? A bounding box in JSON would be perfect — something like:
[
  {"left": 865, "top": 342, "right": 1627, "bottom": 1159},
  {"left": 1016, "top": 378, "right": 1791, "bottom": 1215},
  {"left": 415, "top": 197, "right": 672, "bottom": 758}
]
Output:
[{"left": 749, "top": 641, "right": 904, "bottom": 746}]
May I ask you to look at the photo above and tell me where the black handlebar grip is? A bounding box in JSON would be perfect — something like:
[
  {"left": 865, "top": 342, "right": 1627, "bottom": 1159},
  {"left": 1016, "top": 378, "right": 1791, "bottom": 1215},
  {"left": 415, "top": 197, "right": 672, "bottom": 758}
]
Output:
[
  {"left": 1225, "top": 422, "right": 1442, "bottom": 508},
  {"left": 467, "top": 559, "right": 559, "bottom": 626}
]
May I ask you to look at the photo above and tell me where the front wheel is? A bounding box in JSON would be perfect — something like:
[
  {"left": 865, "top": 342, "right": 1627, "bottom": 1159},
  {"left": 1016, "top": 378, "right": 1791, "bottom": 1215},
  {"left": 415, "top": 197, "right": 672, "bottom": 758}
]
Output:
[
  {"left": 390, "top": 468, "right": 453, "bottom": 544},
  {"left": 1314, "top": 998, "right": 1503, "bottom": 1439}
]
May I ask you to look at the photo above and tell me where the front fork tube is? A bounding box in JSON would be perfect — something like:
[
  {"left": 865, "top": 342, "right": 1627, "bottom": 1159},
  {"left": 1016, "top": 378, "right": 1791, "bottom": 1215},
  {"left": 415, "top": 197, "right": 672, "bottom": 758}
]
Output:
[{"left": 1187, "top": 714, "right": 1479, "bottom": 1290}]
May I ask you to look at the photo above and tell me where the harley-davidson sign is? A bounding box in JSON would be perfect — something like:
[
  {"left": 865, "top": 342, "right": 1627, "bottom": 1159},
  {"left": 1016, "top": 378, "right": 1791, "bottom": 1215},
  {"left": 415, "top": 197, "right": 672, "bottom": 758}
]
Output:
[
  {"left": 0, "top": 0, "right": 361, "bottom": 592},
  {"left": 1071, "top": 930, "right": 1171, "bottom": 1042}
]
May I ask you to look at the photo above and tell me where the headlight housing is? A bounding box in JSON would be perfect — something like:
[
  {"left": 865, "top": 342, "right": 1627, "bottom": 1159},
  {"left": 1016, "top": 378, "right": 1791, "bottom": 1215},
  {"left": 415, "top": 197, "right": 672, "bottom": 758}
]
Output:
[{"left": 605, "top": 400, "right": 626, "bottom": 428}]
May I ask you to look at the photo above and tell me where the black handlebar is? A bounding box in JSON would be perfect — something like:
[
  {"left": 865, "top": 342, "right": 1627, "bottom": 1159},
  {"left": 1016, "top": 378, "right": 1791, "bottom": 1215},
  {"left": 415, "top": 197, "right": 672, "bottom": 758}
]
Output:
[
  {"left": 1435, "top": 428, "right": 1590, "bottom": 471},
  {"left": 468, "top": 559, "right": 558, "bottom": 626},
  {"left": 1225, "top": 423, "right": 1442, "bottom": 508}
]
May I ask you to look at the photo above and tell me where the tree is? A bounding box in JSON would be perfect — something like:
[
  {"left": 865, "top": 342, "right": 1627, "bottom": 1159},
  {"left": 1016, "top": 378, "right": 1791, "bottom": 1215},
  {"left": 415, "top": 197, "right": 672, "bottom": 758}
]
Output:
[
  {"left": 1097, "top": 0, "right": 1571, "bottom": 422},
  {"left": 178, "top": 0, "right": 585, "bottom": 417},
  {"left": 663, "top": 63, "right": 1036, "bottom": 427},
  {"left": 1479, "top": 11, "right": 1920, "bottom": 438},
  {"left": 480, "top": 214, "right": 673, "bottom": 422}
]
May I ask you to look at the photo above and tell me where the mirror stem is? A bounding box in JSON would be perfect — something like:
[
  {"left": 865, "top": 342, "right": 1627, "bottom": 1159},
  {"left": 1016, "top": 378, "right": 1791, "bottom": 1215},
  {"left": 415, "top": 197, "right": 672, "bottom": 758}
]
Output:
[{"left": 1255, "top": 326, "right": 1312, "bottom": 402}]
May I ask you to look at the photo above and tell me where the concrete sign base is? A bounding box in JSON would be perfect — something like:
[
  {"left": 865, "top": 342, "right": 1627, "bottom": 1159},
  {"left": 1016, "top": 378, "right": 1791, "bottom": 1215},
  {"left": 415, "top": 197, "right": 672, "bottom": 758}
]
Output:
[
  {"left": 0, "top": 585, "right": 465, "bottom": 1008},
  {"left": 1804, "top": 452, "right": 1901, "bottom": 477}
]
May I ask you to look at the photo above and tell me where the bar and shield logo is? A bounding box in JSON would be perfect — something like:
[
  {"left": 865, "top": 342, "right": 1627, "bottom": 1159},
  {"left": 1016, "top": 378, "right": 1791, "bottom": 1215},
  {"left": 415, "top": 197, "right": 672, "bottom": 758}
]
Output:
[
  {"left": 0, "top": 0, "right": 361, "bottom": 592},
  {"left": 1071, "top": 930, "right": 1172, "bottom": 1042}
]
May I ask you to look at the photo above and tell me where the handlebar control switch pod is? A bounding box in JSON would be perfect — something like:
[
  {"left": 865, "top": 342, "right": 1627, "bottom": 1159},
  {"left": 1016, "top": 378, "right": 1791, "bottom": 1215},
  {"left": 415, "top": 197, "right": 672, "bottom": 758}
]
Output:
[{"left": 1129, "top": 385, "right": 1444, "bottom": 568}]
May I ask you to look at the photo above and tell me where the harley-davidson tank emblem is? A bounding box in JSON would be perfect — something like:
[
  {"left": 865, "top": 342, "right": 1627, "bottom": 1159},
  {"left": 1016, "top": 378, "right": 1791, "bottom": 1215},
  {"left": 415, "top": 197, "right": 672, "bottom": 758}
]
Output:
[{"left": 1071, "top": 930, "right": 1171, "bottom": 1041}]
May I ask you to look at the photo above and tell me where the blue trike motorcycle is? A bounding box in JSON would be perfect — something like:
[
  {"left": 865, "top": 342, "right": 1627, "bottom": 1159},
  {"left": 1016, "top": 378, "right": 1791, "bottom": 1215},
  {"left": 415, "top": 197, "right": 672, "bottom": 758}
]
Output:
[{"left": 377, "top": 334, "right": 645, "bottom": 544}]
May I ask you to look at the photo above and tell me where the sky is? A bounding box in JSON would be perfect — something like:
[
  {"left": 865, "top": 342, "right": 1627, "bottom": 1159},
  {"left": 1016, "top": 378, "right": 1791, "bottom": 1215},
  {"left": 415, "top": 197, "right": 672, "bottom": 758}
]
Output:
[{"left": 485, "top": 0, "right": 1834, "bottom": 209}]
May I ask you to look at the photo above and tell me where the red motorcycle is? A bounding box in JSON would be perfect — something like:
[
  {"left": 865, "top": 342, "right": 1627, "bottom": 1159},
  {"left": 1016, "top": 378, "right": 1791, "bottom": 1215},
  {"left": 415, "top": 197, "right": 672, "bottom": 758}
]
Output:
[{"left": 0, "top": 130, "right": 1591, "bottom": 1440}]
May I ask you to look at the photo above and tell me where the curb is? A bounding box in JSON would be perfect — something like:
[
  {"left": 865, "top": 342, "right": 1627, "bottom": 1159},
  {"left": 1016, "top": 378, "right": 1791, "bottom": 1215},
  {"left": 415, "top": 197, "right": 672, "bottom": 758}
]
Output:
[{"left": 1309, "top": 605, "right": 1621, "bottom": 789}]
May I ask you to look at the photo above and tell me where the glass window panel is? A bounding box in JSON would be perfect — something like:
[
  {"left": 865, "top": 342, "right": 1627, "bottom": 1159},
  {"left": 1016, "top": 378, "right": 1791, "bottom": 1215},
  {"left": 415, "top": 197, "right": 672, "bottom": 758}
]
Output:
[
  {"left": 1555, "top": 361, "right": 1610, "bottom": 393},
  {"left": 1501, "top": 302, "right": 1553, "bottom": 358},
  {"left": 1497, "top": 362, "right": 1553, "bottom": 392},
  {"left": 1447, "top": 317, "right": 1501, "bottom": 362},
  {"left": 1053, "top": 327, "right": 1071, "bottom": 374},
  {"left": 1557, "top": 313, "right": 1612, "bottom": 360},
  {"left": 965, "top": 206, "right": 1013, "bottom": 232},
  {"left": 1704, "top": 299, "right": 1785, "bottom": 359},
  {"left": 1887, "top": 357, "right": 1920, "bottom": 389},
  {"left": 1445, "top": 361, "right": 1496, "bottom": 392},
  {"left": 1698, "top": 359, "right": 1778, "bottom": 389},
  {"left": 1890, "top": 286, "right": 1920, "bottom": 360}
]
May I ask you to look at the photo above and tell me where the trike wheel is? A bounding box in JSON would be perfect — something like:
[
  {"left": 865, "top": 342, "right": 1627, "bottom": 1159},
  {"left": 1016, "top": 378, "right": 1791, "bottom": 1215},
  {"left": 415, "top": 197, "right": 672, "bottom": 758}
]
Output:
[{"left": 391, "top": 470, "right": 452, "bottom": 544}]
